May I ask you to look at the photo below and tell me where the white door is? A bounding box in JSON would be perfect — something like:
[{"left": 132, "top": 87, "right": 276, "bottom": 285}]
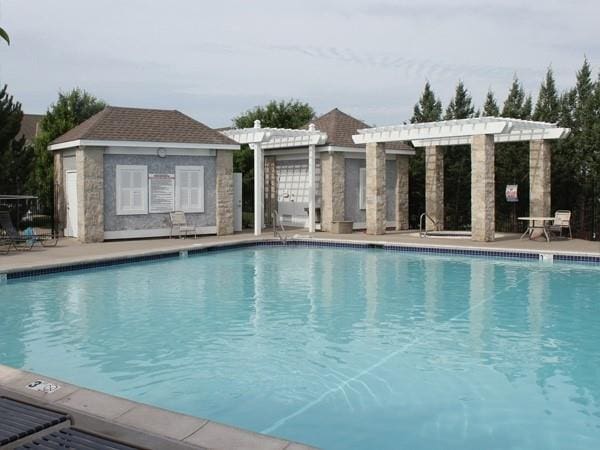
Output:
[
  {"left": 234, "top": 172, "right": 242, "bottom": 232},
  {"left": 65, "top": 171, "right": 78, "bottom": 237}
]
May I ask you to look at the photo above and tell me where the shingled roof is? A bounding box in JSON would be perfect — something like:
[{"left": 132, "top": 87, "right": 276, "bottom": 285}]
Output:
[
  {"left": 51, "top": 106, "right": 238, "bottom": 147},
  {"left": 19, "top": 114, "right": 43, "bottom": 144},
  {"left": 308, "top": 108, "right": 413, "bottom": 152}
]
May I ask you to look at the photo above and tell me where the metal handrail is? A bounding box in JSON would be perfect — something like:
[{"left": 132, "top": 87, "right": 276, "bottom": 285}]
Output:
[
  {"left": 419, "top": 213, "right": 439, "bottom": 238},
  {"left": 272, "top": 210, "right": 288, "bottom": 244}
]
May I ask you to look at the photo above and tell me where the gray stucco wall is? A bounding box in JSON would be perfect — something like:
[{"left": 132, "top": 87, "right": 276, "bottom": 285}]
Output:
[
  {"left": 344, "top": 158, "right": 396, "bottom": 224},
  {"left": 103, "top": 154, "right": 216, "bottom": 231}
]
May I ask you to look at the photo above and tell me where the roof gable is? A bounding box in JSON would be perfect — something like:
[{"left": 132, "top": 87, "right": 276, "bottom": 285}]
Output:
[
  {"left": 52, "top": 106, "right": 238, "bottom": 147},
  {"left": 308, "top": 108, "right": 413, "bottom": 151}
]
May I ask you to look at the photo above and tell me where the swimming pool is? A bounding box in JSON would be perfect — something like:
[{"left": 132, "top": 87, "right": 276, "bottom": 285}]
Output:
[{"left": 1, "top": 246, "right": 599, "bottom": 449}]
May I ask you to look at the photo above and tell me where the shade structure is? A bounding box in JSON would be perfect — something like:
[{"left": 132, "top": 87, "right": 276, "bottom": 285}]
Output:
[{"left": 222, "top": 121, "right": 327, "bottom": 235}]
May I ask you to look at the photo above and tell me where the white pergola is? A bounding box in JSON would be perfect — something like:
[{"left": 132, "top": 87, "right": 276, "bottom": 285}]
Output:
[
  {"left": 223, "top": 121, "right": 327, "bottom": 235},
  {"left": 353, "top": 117, "right": 571, "bottom": 241}
]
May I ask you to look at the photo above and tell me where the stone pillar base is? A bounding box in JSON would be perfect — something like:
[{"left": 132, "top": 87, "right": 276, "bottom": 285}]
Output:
[
  {"left": 216, "top": 150, "right": 234, "bottom": 236},
  {"left": 76, "top": 147, "right": 104, "bottom": 243},
  {"left": 395, "top": 155, "right": 409, "bottom": 230},
  {"left": 471, "top": 135, "right": 495, "bottom": 242},
  {"left": 366, "top": 142, "right": 386, "bottom": 235},
  {"left": 264, "top": 156, "right": 277, "bottom": 226},
  {"left": 425, "top": 146, "right": 444, "bottom": 231},
  {"left": 320, "top": 152, "right": 345, "bottom": 232},
  {"left": 529, "top": 140, "right": 551, "bottom": 217}
]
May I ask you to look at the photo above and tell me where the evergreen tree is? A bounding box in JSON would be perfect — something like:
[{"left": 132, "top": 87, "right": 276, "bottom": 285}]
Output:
[
  {"left": 501, "top": 76, "right": 531, "bottom": 119},
  {"left": 481, "top": 90, "right": 500, "bottom": 116},
  {"left": 0, "top": 84, "right": 30, "bottom": 195},
  {"left": 533, "top": 68, "right": 560, "bottom": 122},
  {"left": 444, "top": 81, "right": 475, "bottom": 229},
  {"left": 30, "top": 88, "right": 106, "bottom": 210},
  {"left": 444, "top": 81, "right": 475, "bottom": 120},
  {"left": 409, "top": 82, "right": 443, "bottom": 226},
  {"left": 411, "top": 81, "right": 442, "bottom": 123}
]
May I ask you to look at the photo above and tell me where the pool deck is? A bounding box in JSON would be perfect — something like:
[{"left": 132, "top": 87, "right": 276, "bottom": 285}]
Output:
[
  {"left": 0, "top": 364, "right": 316, "bottom": 450},
  {"left": 0, "top": 229, "right": 599, "bottom": 274}
]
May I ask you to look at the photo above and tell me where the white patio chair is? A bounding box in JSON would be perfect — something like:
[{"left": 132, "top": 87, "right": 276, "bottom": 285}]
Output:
[
  {"left": 169, "top": 211, "right": 196, "bottom": 239},
  {"left": 548, "top": 210, "right": 572, "bottom": 239}
]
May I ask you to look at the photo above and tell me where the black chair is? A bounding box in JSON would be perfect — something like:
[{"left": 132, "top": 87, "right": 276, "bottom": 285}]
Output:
[{"left": 0, "top": 211, "right": 36, "bottom": 252}]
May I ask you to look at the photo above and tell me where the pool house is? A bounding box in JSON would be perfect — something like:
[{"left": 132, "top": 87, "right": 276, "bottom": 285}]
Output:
[{"left": 49, "top": 106, "right": 240, "bottom": 242}]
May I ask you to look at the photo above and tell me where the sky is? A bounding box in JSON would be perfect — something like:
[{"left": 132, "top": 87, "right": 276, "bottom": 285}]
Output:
[{"left": 0, "top": 0, "right": 598, "bottom": 127}]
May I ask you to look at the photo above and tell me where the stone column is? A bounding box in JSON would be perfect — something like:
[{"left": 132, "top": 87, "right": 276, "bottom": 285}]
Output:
[
  {"left": 53, "top": 151, "right": 65, "bottom": 237},
  {"left": 395, "top": 155, "right": 409, "bottom": 230},
  {"left": 216, "top": 150, "right": 234, "bottom": 236},
  {"left": 471, "top": 134, "right": 495, "bottom": 242},
  {"left": 425, "top": 146, "right": 444, "bottom": 231},
  {"left": 529, "top": 140, "right": 551, "bottom": 217},
  {"left": 76, "top": 146, "right": 104, "bottom": 243},
  {"left": 264, "top": 156, "right": 277, "bottom": 226},
  {"left": 366, "top": 142, "right": 386, "bottom": 235},
  {"left": 320, "top": 151, "right": 345, "bottom": 232}
]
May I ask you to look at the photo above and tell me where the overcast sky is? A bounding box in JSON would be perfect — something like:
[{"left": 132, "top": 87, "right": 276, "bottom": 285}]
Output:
[{"left": 1, "top": 0, "right": 598, "bottom": 127}]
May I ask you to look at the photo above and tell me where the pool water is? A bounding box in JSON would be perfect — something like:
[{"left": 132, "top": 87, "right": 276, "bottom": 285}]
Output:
[{"left": 1, "top": 247, "right": 599, "bottom": 449}]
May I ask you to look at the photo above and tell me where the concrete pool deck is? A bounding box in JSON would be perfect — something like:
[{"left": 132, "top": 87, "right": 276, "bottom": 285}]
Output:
[
  {"left": 0, "top": 364, "right": 316, "bottom": 450},
  {"left": 0, "top": 229, "right": 598, "bottom": 274}
]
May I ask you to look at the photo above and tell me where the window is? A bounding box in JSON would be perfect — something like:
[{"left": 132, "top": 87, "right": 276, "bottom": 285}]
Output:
[
  {"left": 176, "top": 166, "right": 204, "bottom": 213},
  {"left": 116, "top": 165, "right": 148, "bottom": 215},
  {"left": 359, "top": 167, "right": 366, "bottom": 210}
]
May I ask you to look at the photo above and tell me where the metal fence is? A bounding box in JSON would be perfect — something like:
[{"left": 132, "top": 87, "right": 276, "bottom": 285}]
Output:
[{"left": 0, "top": 195, "right": 55, "bottom": 238}]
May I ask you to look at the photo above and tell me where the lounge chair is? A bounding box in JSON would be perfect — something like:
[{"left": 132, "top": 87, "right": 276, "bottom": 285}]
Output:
[
  {"left": 548, "top": 210, "right": 572, "bottom": 239},
  {"left": 169, "top": 211, "right": 196, "bottom": 238},
  {"left": 0, "top": 211, "right": 35, "bottom": 251}
]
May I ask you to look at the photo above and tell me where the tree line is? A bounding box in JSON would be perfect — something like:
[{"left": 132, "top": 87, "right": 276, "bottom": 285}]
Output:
[{"left": 0, "top": 60, "right": 598, "bottom": 239}]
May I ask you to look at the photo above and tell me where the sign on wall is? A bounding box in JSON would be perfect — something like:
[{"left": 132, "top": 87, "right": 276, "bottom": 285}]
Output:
[
  {"left": 149, "top": 173, "right": 175, "bottom": 213},
  {"left": 505, "top": 184, "right": 519, "bottom": 202}
]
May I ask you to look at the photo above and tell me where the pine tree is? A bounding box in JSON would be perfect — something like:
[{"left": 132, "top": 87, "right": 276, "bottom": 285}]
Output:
[
  {"left": 482, "top": 90, "right": 500, "bottom": 117},
  {"left": 0, "top": 85, "right": 32, "bottom": 195},
  {"left": 411, "top": 82, "right": 442, "bottom": 123},
  {"left": 408, "top": 82, "right": 443, "bottom": 226},
  {"left": 533, "top": 68, "right": 560, "bottom": 122},
  {"left": 444, "top": 81, "right": 475, "bottom": 120},
  {"left": 501, "top": 76, "right": 531, "bottom": 119},
  {"left": 444, "top": 81, "right": 475, "bottom": 229}
]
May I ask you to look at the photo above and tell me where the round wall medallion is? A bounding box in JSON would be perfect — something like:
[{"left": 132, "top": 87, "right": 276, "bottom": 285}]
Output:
[{"left": 157, "top": 148, "right": 167, "bottom": 158}]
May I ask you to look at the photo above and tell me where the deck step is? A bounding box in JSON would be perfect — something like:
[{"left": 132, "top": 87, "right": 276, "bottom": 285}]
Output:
[
  {"left": 14, "top": 427, "right": 140, "bottom": 449},
  {"left": 0, "top": 397, "right": 69, "bottom": 446}
]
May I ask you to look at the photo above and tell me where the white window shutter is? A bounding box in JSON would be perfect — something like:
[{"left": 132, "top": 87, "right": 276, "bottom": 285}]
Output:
[
  {"left": 359, "top": 167, "right": 366, "bottom": 210},
  {"left": 176, "top": 166, "right": 204, "bottom": 213},
  {"left": 116, "top": 165, "right": 148, "bottom": 215}
]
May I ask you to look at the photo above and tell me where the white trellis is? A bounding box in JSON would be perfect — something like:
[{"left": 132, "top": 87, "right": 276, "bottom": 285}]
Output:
[{"left": 222, "top": 121, "right": 327, "bottom": 235}]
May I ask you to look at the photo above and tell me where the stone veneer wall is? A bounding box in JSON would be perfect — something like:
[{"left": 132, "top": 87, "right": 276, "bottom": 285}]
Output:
[
  {"left": 344, "top": 158, "right": 397, "bottom": 225},
  {"left": 53, "top": 152, "right": 65, "bottom": 236},
  {"left": 264, "top": 156, "right": 277, "bottom": 226},
  {"left": 529, "top": 140, "right": 551, "bottom": 217},
  {"left": 216, "top": 150, "right": 234, "bottom": 236},
  {"left": 395, "top": 155, "right": 409, "bottom": 230},
  {"left": 76, "top": 146, "right": 105, "bottom": 243},
  {"left": 365, "top": 142, "right": 386, "bottom": 235},
  {"left": 320, "top": 152, "right": 345, "bottom": 231},
  {"left": 425, "top": 146, "right": 444, "bottom": 231},
  {"left": 471, "top": 134, "right": 495, "bottom": 241}
]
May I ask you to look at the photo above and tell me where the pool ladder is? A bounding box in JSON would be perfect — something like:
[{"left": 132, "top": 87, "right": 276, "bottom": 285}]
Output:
[
  {"left": 419, "top": 213, "right": 439, "bottom": 238},
  {"left": 272, "top": 211, "right": 288, "bottom": 244}
]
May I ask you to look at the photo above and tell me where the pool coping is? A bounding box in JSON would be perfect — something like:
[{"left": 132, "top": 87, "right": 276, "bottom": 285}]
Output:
[
  {"left": 0, "top": 364, "right": 317, "bottom": 450},
  {"left": 1, "top": 235, "right": 599, "bottom": 281}
]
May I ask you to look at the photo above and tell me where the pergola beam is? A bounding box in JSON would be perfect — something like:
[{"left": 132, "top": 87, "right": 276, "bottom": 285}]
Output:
[{"left": 412, "top": 127, "right": 570, "bottom": 147}]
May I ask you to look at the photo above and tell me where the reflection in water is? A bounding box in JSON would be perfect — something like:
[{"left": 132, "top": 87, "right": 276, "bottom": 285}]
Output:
[{"left": 468, "top": 260, "right": 493, "bottom": 355}]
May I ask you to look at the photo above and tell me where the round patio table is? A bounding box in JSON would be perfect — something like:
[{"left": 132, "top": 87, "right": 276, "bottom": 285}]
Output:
[{"left": 518, "top": 216, "right": 555, "bottom": 242}]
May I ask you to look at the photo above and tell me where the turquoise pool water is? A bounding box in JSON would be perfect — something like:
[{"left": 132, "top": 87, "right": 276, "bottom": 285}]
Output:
[{"left": 1, "top": 247, "right": 599, "bottom": 449}]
